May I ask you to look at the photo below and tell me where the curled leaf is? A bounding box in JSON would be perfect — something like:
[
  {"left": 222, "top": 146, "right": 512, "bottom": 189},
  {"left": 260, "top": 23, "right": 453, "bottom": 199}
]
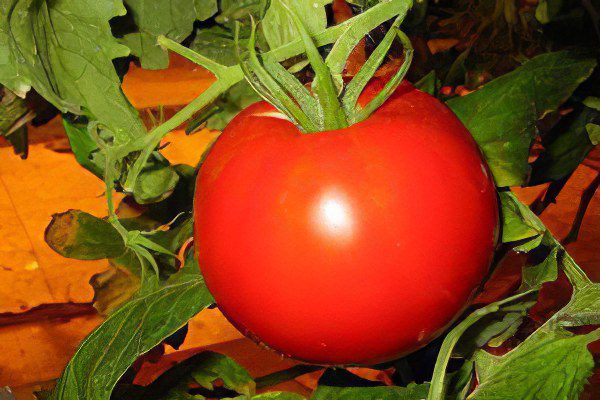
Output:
[{"left": 45, "top": 210, "right": 126, "bottom": 260}]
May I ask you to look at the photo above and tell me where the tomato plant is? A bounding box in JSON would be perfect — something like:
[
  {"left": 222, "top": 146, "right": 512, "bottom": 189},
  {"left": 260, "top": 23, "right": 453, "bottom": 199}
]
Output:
[
  {"left": 195, "top": 80, "right": 499, "bottom": 364},
  {"left": 1, "top": 0, "right": 599, "bottom": 399}
]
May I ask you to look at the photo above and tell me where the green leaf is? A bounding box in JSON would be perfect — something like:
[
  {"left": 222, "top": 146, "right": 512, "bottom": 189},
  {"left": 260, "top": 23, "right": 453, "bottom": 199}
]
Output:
[
  {"left": 195, "top": 0, "right": 218, "bottom": 21},
  {"left": 256, "top": 365, "right": 323, "bottom": 389},
  {"left": 134, "top": 156, "right": 180, "bottom": 204},
  {"left": 50, "top": 251, "right": 214, "bottom": 400},
  {"left": 252, "top": 393, "right": 306, "bottom": 400},
  {"left": 90, "top": 256, "right": 141, "bottom": 316},
  {"left": 190, "top": 352, "right": 255, "bottom": 396},
  {"left": 500, "top": 192, "right": 560, "bottom": 290},
  {"left": 445, "top": 361, "right": 474, "bottom": 400},
  {"left": 3, "top": 124, "right": 28, "bottom": 158},
  {"left": 91, "top": 214, "right": 194, "bottom": 316},
  {"left": 499, "top": 191, "right": 545, "bottom": 251},
  {"left": 587, "top": 123, "right": 600, "bottom": 145},
  {"left": 454, "top": 297, "right": 536, "bottom": 358},
  {"left": 344, "top": 0, "right": 381, "bottom": 10},
  {"left": 116, "top": 350, "right": 304, "bottom": 399},
  {"left": 457, "top": 310, "right": 530, "bottom": 354},
  {"left": 0, "top": 0, "right": 146, "bottom": 143},
  {"left": 122, "top": 0, "right": 199, "bottom": 70},
  {"left": 427, "top": 290, "right": 538, "bottom": 400},
  {"left": 0, "top": 86, "right": 30, "bottom": 158},
  {"left": 414, "top": 71, "right": 437, "bottom": 96},
  {"left": 485, "top": 314, "right": 523, "bottom": 348},
  {"left": 530, "top": 106, "right": 598, "bottom": 184},
  {"left": 557, "top": 281, "right": 600, "bottom": 327},
  {"left": 583, "top": 96, "right": 600, "bottom": 110},
  {"left": 520, "top": 244, "right": 559, "bottom": 291},
  {"left": 190, "top": 25, "right": 243, "bottom": 67},
  {"left": 535, "top": 0, "right": 563, "bottom": 24},
  {"left": 469, "top": 328, "right": 600, "bottom": 400},
  {"left": 126, "top": 164, "right": 196, "bottom": 223},
  {"left": 444, "top": 48, "right": 469, "bottom": 86},
  {"left": 45, "top": 210, "right": 126, "bottom": 260},
  {"left": 121, "top": 32, "right": 172, "bottom": 71},
  {"left": 217, "top": 0, "right": 265, "bottom": 23},
  {"left": 262, "top": 57, "right": 321, "bottom": 122},
  {"left": 62, "top": 118, "right": 105, "bottom": 177},
  {"left": 447, "top": 51, "right": 596, "bottom": 186},
  {"left": 261, "top": 0, "right": 330, "bottom": 50},
  {"left": 311, "top": 383, "right": 429, "bottom": 400}
]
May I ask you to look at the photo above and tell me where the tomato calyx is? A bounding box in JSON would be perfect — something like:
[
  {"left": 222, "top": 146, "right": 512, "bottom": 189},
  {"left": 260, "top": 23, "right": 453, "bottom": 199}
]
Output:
[{"left": 235, "top": 1, "right": 414, "bottom": 133}]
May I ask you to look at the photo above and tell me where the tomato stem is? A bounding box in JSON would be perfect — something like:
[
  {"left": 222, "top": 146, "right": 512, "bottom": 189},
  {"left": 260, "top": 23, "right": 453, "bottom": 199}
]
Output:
[
  {"left": 235, "top": 0, "right": 414, "bottom": 133},
  {"left": 157, "top": 36, "right": 229, "bottom": 78},
  {"left": 122, "top": 1, "right": 410, "bottom": 190},
  {"left": 352, "top": 30, "right": 414, "bottom": 123},
  {"left": 122, "top": 78, "right": 240, "bottom": 193},
  {"left": 238, "top": 19, "right": 320, "bottom": 132},
  {"left": 342, "top": 16, "right": 404, "bottom": 116},
  {"left": 283, "top": 1, "right": 349, "bottom": 131}
]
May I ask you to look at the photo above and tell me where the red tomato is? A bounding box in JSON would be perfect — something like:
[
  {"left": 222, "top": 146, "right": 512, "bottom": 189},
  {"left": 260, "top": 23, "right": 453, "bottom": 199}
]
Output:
[{"left": 194, "top": 81, "right": 499, "bottom": 365}]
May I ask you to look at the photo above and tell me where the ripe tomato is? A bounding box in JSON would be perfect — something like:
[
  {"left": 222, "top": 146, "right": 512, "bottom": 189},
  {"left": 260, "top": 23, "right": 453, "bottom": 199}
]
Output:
[{"left": 194, "top": 81, "right": 498, "bottom": 365}]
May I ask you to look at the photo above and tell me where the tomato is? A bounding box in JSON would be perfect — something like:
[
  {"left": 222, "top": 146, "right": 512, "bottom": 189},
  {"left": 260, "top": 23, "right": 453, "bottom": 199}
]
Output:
[{"left": 194, "top": 80, "right": 499, "bottom": 365}]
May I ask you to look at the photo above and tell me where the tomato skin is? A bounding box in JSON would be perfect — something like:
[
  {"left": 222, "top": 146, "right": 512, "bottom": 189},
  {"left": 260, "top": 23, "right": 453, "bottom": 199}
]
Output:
[{"left": 194, "top": 81, "right": 499, "bottom": 365}]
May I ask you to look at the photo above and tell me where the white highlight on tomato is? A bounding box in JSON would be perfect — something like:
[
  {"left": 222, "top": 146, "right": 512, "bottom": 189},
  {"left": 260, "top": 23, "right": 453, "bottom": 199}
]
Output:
[
  {"left": 253, "top": 111, "right": 290, "bottom": 120},
  {"left": 315, "top": 190, "right": 354, "bottom": 241}
]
